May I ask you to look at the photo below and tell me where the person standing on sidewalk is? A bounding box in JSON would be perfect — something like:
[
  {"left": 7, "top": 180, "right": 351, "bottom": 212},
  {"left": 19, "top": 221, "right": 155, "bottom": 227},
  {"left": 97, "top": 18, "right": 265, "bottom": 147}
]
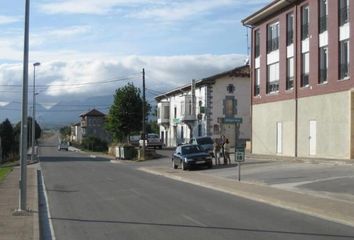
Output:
[
  {"left": 220, "top": 135, "right": 226, "bottom": 164},
  {"left": 213, "top": 138, "right": 221, "bottom": 165},
  {"left": 224, "top": 138, "right": 231, "bottom": 165}
]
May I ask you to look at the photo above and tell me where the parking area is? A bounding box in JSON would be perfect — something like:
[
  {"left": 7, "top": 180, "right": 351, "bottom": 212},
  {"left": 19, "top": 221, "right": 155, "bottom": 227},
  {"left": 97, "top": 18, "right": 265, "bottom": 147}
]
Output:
[{"left": 151, "top": 148, "right": 354, "bottom": 203}]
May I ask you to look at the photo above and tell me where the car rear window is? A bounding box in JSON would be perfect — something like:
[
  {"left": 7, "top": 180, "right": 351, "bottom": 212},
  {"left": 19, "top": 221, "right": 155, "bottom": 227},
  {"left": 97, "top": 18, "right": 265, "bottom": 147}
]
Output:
[
  {"left": 197, "top": 137, "right": 213, "bottom": 145},
  {"left": 181, "top": 145, "right": 202, "bottom": 155}
]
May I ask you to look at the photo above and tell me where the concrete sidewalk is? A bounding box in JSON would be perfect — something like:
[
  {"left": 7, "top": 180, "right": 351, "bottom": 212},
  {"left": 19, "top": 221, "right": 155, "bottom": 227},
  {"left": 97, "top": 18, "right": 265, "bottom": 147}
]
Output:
[
  {"left": 0, "top": 164, "right": 39, "bottom": 240},
  {"left": 138, "top": 165, "right": 354, "bottom": 228}
]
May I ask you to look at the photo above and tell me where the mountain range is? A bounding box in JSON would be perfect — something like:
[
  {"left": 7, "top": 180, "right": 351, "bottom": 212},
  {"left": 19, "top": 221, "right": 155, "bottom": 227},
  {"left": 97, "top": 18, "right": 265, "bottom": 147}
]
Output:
[{"left": 0, "top": 95, "right": 114, "bottom": 128}]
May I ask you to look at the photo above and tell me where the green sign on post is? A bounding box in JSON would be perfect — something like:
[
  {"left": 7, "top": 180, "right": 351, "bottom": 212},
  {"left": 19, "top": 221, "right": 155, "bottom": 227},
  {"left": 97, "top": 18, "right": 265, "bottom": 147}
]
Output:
[{"left": 223, "top": 117, "right": 243, "bottom": 124}]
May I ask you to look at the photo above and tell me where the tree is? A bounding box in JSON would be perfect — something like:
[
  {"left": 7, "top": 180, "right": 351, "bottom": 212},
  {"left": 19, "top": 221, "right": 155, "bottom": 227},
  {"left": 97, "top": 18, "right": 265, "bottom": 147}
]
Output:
[
  {"left": 60, "top": 126, "right": 71, "bottom": 138},
  {"left": 0, "top": 119, "right": 15, "bottom": 160},
  {"left": 13, "top": 117, "right": 42, "bottom": 150},
  {"left": 106, "top": 83, "right": 150, "bottom": 142}
]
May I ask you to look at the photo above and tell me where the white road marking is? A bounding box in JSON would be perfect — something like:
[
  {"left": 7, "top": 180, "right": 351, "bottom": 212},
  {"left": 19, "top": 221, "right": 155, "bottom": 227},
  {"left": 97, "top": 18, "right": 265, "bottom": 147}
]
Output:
[
  {"left": 271, "top": 176, "right": 354, "bottom": 188},
  {"left": 182, "top": 214, "right": 207, "bottom": 227},
  {"left": 40, "top": 169, "right": 56, "bottom": 240}
]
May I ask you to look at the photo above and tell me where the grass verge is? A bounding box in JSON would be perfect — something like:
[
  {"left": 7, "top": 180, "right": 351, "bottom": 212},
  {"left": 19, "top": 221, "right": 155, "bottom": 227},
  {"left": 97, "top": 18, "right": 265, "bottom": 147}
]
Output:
[{"left": 0, "top": 166, "right": 13, "bottom": 183}]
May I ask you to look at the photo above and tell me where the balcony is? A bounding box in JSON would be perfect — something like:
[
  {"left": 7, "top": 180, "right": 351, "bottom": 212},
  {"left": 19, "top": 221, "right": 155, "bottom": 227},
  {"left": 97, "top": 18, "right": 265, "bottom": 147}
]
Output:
[
  {"left": 180, "top": 95, "right": 196, "bottom": 122},
  {"left": 157, "top": 102, "right": 170, "bottom": 125},
  {"left": 80, "top": 120, "right": 87, "bottom": 128}
]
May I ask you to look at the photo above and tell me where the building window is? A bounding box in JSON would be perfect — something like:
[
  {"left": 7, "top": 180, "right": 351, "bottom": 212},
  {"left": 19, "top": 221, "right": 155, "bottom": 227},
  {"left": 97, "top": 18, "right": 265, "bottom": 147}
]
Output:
[
  {"left": 254, "top": 68, "right": 260, "bottom": 96},
  {"left": 319, "top": 46, "right": 328, "bottom": 83},
  {"left": 255, "top": 30, "right": 260, "bottom": 58},
  {"left": 174, "top": 107, "right": 177, "bottom": 119},
  {"left": 287, "top": 13, "right": 294, "bottom": 46},
  {"left": 223, "top": 97, "right": 237, "bottom": 117},
  {"left": 286, "top": 57, "right": 294, "bottom": 90},
  {"left": 301, "top": 52, "right": 310, "bottom": 87},
  {"left": 339, "top": 40, "right": 350, "bottom": 79},
  {"left": 267, "top": 62, "right": 279, "bottom": 93},
  {"left": 339, "top": 0, "right": 349, "bottom": 26},
  {"left": 163, "top": 106, "right": 169, "bottom": 119},
  {"left": 213, "top": 124, "right": 220, "bottom": 135},
  {"left": 319, "top": 0, "right": 328, "bottom": 33},
  {"left": 301, "top": 5, "right": 309, "bottom": 40},
  {"left": 267, "top": 22, "right": 279, "bottom": 53}
]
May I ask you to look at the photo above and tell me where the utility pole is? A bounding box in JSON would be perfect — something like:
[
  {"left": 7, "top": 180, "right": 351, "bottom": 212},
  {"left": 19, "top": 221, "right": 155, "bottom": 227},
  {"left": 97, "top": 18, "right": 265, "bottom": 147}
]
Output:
[
  {"left": 142, "top": 68, "right": 146, "bottom": 160},
  {"left": 18, "top": 0, "right": 30, "bottom": 212},
  {"left": 31, "top": 62, "right": 40, "bottom": 162}
]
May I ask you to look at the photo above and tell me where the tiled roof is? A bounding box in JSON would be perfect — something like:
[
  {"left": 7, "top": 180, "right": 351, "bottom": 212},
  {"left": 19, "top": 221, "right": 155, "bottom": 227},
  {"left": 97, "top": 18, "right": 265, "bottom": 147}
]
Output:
[{"left": 80, "top": 108, "right": 105, "bottom": 117}]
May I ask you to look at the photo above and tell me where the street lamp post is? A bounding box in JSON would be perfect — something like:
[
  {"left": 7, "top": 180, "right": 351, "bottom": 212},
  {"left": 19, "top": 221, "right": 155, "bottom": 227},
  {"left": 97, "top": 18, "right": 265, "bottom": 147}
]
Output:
[
  {"left": 31, "top": 62, "right": 40, "bottom": 162},
  {"left": 17, "top": 0, "right": 30, "bottom": 212}
]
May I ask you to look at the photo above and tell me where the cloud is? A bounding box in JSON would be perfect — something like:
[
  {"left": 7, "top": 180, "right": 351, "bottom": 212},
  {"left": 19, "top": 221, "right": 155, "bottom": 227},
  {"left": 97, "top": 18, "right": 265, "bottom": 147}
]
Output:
[
  {"left": 38, "top": 0, "right": 267, "bottom": 21},
  {"left": 0, "top": 54, "right": 247, "bottom": 103},
  {"left": 39, "top": 0, "right": 148, "bottom": 15},
  {"left": 130, "top": 0, "right": 234, "bottom": 22},
  {"left": 0, "top": 15, "right": 21, "bottom": 25}
]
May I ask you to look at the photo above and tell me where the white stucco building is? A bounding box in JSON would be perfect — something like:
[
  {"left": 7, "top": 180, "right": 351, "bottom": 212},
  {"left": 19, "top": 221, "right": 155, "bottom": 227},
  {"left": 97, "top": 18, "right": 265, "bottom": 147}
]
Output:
[{"left": 155, "top": 65, "right": 250, "bottom": 147}]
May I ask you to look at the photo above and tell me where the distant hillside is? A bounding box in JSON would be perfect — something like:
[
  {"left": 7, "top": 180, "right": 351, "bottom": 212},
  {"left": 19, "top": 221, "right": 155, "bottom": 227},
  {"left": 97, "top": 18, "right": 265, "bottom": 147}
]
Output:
[{"left": 0, "top": 95, "right": 114, "bottom": 128}]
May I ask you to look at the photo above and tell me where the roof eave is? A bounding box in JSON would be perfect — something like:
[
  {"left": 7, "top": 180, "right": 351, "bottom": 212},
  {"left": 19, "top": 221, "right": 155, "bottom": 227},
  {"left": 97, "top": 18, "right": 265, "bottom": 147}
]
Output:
[{"left": 242, "top": 0, "right": 296, "bottom": 27}]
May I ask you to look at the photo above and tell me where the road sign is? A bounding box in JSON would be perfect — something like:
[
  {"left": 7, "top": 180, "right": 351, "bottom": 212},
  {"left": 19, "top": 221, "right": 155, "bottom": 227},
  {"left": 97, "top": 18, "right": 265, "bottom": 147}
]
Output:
[{"left": 223, "top": 117, "right": 243, "bottom": 124}]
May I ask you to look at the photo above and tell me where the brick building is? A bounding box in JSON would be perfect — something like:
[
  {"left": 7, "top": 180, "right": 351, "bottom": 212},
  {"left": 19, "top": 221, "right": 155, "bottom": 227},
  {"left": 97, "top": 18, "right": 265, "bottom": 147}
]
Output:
[{"left": 242, "top": 0, "right": 353, "bottom": 159}]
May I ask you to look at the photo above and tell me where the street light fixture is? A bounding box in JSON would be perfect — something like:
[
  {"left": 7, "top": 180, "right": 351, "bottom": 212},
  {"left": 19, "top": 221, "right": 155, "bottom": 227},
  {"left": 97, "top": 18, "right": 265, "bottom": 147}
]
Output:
[{"left": 31, "top": 62, "right": 40, "bottom": 162}]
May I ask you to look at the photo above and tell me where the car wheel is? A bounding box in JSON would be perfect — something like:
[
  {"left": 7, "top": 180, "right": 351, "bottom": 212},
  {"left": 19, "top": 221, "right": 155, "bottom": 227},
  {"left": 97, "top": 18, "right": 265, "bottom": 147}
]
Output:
[
  {"left": 207, "top": 163, "right": 213, "bottom": 169},
  {"left": 159, "top": 145, "right": 162, "bottom": 149},
  {"left": 181, "top": 160, "right": 187, "bottom": 171}
]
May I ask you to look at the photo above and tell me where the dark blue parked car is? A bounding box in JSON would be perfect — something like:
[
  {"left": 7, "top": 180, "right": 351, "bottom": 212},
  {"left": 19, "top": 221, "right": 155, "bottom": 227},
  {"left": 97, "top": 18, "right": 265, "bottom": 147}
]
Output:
[{"left": 172, "top": 144, "right": 213, "bottom": 170}]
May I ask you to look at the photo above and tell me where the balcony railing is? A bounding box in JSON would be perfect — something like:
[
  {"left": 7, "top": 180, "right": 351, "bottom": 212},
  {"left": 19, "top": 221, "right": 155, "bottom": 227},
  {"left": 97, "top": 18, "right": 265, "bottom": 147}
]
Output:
[
  {"left": 319, "top": 15, "right": 327, "bottom": 33},
  {"left": 267, "top": 37, "right": 279, "bottom": 53},
  {"left": 340, "top": 63, "right": 349, "bottom": 79},
  {"left": 339, "top": 6, "right": 349, "bottom": 26},
  {"left": 266, "top": 81, "right": 279, "bottom": 93},
  {"left": 301, "top": 73, "right": 309, "bottom": 87},
  {"left": 301, "top": 23, "right": 309, "bottom": 40},
  {"left": 319, "top": 68, "right": 327, "bottom": 83},
  {"left": 286, "top": 77, "right": 294, "bottom": 90}
]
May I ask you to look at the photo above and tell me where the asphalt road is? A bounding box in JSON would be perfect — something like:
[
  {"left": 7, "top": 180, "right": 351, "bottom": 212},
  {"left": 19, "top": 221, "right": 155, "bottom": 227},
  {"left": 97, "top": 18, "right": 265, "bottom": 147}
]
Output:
[{"left": 39, "top": 143, "right": 354, "bottom": 239}]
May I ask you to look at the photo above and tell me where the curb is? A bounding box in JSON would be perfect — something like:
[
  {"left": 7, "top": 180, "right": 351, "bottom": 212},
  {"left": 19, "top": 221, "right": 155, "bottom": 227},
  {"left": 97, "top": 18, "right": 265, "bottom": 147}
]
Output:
[
  {"left": 32, "top": 166, "right": 40, "bottom": 240},
  {"left": 138, "top": 166, "right": 354, "bottom": 228}
]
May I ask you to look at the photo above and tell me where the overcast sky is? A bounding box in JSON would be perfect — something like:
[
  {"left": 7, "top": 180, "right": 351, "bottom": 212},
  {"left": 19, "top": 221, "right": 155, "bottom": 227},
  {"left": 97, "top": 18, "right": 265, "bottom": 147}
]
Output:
[{"left": 0, "top": 0, "right": 269, "bottom": 107}]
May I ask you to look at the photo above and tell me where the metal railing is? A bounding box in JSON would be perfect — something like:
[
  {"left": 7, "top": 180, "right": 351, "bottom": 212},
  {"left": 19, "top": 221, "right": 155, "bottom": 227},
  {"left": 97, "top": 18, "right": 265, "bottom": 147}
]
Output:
[{"left": 266, "top": 81, "right": 279, "bottom": 93}]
